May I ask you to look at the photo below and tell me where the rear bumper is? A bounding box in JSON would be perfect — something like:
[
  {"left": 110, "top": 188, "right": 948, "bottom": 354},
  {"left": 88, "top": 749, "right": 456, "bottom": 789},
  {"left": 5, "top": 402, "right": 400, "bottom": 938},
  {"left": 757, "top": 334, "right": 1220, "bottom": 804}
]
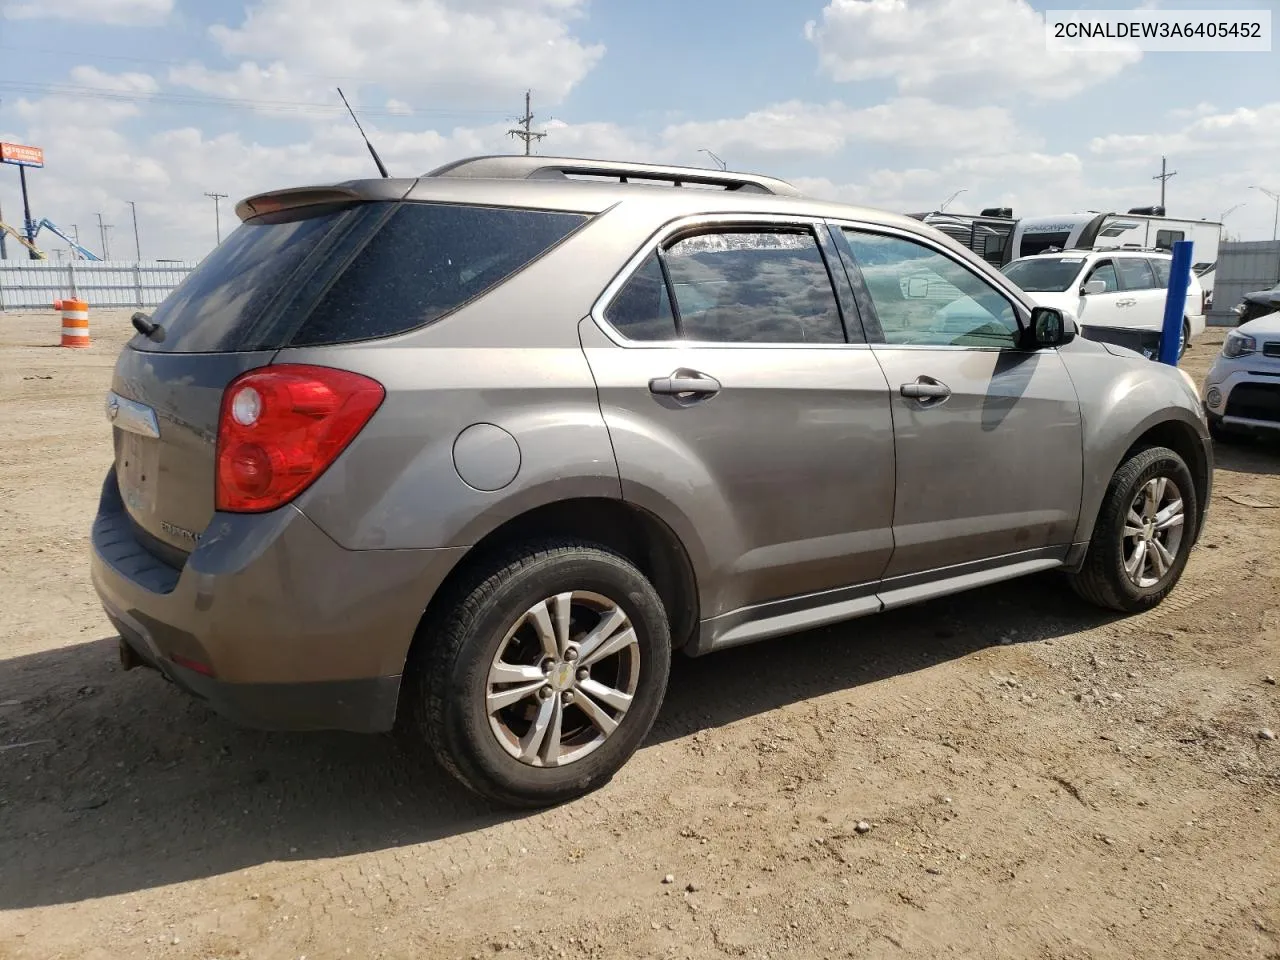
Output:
[{"left": 90, "top": 470, "right": 467, "bottom": 733}]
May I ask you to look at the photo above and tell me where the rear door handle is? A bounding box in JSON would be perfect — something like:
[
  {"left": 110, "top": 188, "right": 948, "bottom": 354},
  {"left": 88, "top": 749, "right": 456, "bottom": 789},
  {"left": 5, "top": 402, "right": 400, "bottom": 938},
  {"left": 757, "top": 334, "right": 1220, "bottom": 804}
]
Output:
[
  {"left": 649, "top": 370, "right": 721, "bottom": 397},
  {"left": 900, "top": 377, "right": 951, "bottom": 402}
]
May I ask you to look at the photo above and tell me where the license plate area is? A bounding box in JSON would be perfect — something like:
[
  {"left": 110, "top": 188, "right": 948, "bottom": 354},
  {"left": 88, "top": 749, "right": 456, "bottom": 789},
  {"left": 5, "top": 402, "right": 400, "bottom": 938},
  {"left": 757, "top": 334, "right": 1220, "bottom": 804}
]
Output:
[{"left": 117, "top": 430, "right": 160, "bottom": 516}]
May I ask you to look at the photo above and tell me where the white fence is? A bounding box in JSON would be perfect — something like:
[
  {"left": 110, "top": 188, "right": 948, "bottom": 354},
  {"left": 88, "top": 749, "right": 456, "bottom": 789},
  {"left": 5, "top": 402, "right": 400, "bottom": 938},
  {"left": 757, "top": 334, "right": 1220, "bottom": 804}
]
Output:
[
  {"left": 0, "top": 259, "right": 197, "bottom": 310},
  {"left": 1206, "top": 240, "right": 1280, "bottom": 326}
]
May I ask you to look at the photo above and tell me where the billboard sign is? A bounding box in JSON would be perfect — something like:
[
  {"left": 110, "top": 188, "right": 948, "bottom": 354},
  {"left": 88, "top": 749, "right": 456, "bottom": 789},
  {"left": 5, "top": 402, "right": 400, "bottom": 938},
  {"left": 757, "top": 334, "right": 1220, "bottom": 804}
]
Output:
[{"left": 0, "top": 143, "right": 45, "bottom": 168}]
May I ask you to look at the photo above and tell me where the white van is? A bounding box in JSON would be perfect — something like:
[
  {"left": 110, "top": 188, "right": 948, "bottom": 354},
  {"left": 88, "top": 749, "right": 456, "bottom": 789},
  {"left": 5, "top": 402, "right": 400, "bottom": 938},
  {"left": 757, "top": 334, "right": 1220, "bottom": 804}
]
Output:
[
  {"left": 1001, "top": 249, "right": 1206, "bottom": 358},
  {"left": 1007, "top": 208, "right": 1220, "bottom": 300}
]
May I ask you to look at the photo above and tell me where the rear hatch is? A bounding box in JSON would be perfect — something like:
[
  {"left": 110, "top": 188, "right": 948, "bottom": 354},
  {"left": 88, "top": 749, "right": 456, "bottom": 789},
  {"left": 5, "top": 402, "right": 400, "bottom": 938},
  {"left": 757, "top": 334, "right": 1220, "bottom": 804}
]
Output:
[{"left": 109, "top": 187, "right": 591, "bottom": 563}]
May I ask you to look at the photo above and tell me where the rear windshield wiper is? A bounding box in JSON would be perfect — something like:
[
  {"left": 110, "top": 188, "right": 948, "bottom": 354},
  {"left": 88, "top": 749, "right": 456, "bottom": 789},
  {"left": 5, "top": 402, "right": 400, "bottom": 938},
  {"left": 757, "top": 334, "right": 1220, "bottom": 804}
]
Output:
[{"left": 131, "top": 312, "right": 166, "bottom": 342}]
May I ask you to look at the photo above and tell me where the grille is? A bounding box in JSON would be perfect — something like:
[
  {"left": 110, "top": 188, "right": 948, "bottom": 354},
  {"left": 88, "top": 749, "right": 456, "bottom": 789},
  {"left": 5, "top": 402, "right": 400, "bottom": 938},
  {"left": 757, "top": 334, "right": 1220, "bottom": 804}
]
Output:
[
  {"left": 1225, "top": 382, "right": 1280, "bottom": 423},
  {"left": 1262, "top": 341, "right": 1280, "bottom": 359}
]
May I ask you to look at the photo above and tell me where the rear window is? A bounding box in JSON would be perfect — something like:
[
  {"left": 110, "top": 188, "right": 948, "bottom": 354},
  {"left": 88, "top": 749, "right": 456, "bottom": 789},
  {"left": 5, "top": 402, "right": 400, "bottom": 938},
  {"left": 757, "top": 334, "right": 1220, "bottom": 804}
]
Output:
[
  {"left": 292, "top": 202, "right": 588, "bottom": 346},
  {"left": 135, "top": 201, "right": 588, "bottom": 353},
  {"left": 134, "top": 207, "right": 349, "bottom": 353},
  {"left": 1001, "top": 256, "right": 1086, "bottom": 292}
]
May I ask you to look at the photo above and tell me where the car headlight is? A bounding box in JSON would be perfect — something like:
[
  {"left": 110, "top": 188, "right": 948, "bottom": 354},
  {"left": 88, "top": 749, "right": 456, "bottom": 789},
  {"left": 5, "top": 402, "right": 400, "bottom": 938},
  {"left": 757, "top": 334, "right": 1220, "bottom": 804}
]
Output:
[
  {"left": 1223, "top": 331, "right": 1256, "bottom": 358},
  {"left": 1232, "top": 303, "right": 1246, "bottom": 316}
]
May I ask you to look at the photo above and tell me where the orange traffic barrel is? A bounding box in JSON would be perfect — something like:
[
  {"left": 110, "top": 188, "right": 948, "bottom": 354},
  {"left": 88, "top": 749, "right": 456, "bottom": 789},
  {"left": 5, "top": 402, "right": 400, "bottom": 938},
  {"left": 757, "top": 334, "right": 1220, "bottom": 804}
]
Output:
[{"left": 60, "top": 299, "right": 90, "bottom": 348}]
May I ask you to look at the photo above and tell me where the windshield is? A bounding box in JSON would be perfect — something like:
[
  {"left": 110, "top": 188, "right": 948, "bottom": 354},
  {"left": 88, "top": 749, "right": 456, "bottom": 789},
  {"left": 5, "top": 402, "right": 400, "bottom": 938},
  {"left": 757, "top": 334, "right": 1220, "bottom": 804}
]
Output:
[{"left": 1001, "top": 256, "right": 1086, "bottom": 293}]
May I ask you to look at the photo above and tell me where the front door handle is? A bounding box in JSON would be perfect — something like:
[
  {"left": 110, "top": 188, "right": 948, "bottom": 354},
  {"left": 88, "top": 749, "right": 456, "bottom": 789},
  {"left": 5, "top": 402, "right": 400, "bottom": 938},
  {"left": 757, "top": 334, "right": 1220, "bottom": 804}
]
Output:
[
  {"left": 649, "top": 369, "right": 721, "bottom": 398},
  {"left": 900, "top": 377, "right": 951, "bottom": 402}
]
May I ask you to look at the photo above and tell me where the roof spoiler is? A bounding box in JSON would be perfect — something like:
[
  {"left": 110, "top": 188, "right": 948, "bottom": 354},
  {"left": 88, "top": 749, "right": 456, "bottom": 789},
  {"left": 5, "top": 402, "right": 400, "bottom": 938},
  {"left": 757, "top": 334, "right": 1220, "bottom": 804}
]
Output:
[
  {"left": 422, "top": 155, "right": 803, "bottom": 197},
  {"left": 234, "top": 182, "right": 411, "bottom": 222}
]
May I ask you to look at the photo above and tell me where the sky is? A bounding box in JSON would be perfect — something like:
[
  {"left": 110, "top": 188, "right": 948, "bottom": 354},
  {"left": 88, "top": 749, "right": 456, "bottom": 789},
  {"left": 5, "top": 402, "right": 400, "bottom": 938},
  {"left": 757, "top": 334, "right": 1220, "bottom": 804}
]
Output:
[{"left": 0, "top": 0, "right": 1277, "bottom": 261}]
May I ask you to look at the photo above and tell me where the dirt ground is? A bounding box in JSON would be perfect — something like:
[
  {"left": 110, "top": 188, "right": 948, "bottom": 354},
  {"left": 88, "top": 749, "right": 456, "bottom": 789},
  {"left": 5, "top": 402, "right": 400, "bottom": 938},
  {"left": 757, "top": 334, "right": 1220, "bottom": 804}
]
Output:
[{"left": 1, "top": 309, "right": 1277, "bottom": 960}]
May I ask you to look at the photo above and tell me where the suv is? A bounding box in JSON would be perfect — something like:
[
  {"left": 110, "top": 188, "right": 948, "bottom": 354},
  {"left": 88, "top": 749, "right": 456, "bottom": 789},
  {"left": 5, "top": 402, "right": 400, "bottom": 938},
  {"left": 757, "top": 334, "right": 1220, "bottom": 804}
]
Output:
[
  {"left": 92, "top": 156, "right": 1213, "bottom": 808},
  {"left": 1001, "top": 248, "right": 1206, "bottom": 358},
  {"left": 1202, "top": 312, "right": 1280, "bottom": 437}
]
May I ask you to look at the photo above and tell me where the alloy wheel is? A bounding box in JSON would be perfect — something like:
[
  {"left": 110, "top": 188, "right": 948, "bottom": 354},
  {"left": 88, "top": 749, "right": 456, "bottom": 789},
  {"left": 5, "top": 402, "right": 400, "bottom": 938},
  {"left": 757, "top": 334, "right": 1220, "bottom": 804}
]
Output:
[{"left": 1122, "top": 476, "right": 1185, "bottom": 588}]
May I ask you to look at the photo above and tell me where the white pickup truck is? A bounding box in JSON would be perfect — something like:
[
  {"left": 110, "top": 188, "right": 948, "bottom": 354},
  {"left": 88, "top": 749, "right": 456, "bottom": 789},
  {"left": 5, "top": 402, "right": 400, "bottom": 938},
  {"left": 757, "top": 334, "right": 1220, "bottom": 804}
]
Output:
[{"left": 1001, "top": 249, "right": 1206, "bottom": 358}]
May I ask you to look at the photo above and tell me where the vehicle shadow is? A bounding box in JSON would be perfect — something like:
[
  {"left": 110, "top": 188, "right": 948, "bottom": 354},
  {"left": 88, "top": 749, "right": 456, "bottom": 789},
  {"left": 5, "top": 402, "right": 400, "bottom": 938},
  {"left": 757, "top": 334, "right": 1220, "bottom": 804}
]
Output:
[
  {"left": 1212, "top": 435, "right": 1280, "bottom": 477},
  {"left": 0, "top": 573, "right": 1115, "bottom": 910}
]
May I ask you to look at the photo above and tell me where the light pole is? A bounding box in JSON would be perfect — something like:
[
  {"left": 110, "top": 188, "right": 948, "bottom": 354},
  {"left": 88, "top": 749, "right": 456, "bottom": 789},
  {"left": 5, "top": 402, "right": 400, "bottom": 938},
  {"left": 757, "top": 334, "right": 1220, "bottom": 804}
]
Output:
[
  {"left": 1219, "top": 202, "right": 1245, "bottom": 222},
  {"left": 698, "top": 148, "right": 727, "bottom": 171},
  {"left": 204, "top": 191, "right": 228, "bottom": 244},
  {"left": 940, "top": 188, "right": 968, "bottom": 212},
  {"left": 126, "top": 200, "right": 141, "bottom": 261},
  {"left": 95, "top": 212, "right": 112, "bottom": 260},
  {"left": 1251, "top": 186, "right": 1279, "bottom": 242}
]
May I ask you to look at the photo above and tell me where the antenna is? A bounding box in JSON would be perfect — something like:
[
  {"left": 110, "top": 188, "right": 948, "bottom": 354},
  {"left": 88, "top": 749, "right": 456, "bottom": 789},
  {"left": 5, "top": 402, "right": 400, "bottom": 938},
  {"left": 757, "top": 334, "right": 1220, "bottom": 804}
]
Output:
[{"left": 336, "top": 87, "right": 390, "bottom": 178}]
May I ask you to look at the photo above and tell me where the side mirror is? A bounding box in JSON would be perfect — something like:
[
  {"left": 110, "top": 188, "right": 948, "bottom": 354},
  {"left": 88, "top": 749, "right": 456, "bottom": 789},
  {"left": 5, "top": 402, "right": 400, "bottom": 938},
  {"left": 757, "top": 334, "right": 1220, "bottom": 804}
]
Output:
[
  {"left": 1082, "top": 279, "right": 1107, "bottom": 296},
  {"left": 1023, "top": 306, "right": 1075, "bottom": 349}
]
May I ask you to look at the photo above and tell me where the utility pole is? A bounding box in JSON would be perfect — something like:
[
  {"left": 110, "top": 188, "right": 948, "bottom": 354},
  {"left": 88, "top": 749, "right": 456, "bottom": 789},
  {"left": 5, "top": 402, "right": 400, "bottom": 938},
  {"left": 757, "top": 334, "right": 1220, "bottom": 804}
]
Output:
[
  {"left": 95, "top": 212, "right": 113, "bottom": 260},
  {"left": 507, "top": 90, "right": 546, "bottom": 156},
  {"left": 0, "top": 198, "right": 6, "bottom": 260},
  {"left": 126, "top": 200, "right": 141, "bottom": 261},
  {"left": 204, "top": 191, "right": 228, "bottom": 244},
  {"left": 1153, "top": 156, "right": 1177, "bottom": 211}
]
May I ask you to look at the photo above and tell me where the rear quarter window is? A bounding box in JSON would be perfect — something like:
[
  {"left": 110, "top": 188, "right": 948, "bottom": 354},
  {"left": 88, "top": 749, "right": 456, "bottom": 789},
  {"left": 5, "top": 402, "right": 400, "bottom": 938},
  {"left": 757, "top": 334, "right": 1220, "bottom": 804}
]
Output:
[{"left": 290, "top": 202, "right": 588, "bottom": 346}]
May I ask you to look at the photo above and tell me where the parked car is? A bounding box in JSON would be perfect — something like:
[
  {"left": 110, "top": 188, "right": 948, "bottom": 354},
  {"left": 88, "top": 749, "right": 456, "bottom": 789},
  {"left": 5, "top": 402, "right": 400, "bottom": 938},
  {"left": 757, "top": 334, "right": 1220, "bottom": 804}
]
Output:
[
  {"left": 1202, "top": 312, "right": 1280, "bottom": 438},
  {"left": 1001, "top": 249, "right": 1205, "bottom": 358},
  {"left": 92, "top": 156, "right": 1213, "bottom": 808},
  {"left": 1232, "top": 283, "right": 1280, "bottom": 326}
]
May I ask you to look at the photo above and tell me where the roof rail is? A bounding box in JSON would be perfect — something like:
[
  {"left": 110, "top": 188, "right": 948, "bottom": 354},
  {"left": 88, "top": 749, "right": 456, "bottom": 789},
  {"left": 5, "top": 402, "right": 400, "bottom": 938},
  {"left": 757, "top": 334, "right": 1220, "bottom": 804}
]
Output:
[{"left": 422, "top": 155, "right": 803, "bottom": 196}]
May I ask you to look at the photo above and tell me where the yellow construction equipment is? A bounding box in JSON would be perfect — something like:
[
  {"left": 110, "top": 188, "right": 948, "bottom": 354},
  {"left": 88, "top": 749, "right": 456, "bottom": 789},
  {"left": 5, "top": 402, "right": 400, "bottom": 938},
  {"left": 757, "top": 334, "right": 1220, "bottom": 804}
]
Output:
[{"left": 0, "top": 220, "right": 46, "bottom": 259}]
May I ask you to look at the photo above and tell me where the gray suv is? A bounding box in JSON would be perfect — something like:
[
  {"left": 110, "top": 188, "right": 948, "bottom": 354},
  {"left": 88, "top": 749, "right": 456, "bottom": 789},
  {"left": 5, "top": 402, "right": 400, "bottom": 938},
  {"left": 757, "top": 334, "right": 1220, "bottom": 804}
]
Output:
[{"left": 92, "top": 156, "right": 1213, "bottom": 807}]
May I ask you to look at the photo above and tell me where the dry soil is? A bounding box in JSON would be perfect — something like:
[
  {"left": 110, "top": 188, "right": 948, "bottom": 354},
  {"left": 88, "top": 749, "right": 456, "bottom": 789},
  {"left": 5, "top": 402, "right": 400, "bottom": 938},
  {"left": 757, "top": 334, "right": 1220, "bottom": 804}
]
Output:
[{"left": 1, "top": 310, "right": 1277, "bottom": 960}]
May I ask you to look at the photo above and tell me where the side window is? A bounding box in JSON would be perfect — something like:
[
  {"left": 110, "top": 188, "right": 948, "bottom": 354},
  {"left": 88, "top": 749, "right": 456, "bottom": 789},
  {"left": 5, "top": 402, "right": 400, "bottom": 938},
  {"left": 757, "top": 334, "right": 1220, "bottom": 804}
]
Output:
[
  {"left": 661, "top": 230, "right": 845, "bottom": 344},
  {"left": 1149, "top": 258, "right": 1171, "bottom": 288},
  {"left": 841, "top": 229, "right": 1019, "bottom": 348},
  {"left": 1116, "top": 257, "right": 1156, "bottom": 291},
  {"left": 604, "top": 252, "right": 677, "bottom": 341},
  {"left": 1155, "top": 229, "right": 1184, "bottom": 250},
  {"left": 1085, "top": 261, "right": 1119, "bottom": 292}
]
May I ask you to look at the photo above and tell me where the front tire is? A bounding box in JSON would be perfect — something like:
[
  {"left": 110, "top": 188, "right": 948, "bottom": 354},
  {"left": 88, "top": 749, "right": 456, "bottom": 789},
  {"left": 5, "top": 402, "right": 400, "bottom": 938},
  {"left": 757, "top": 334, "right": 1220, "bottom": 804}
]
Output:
[
  {"left": 405, "top": 540, "right": 671, "bottom": 808},
  {"left": 1068, "top": 445, "right": 1197, "bottom": 613}
]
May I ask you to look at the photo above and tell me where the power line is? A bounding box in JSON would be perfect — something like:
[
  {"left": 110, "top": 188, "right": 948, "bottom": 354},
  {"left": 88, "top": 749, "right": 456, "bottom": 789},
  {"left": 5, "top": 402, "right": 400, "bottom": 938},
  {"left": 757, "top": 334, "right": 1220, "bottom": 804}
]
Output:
[
  {"left": 204, "top": 192, "right": 228, "bottom": 245},
  {"left": 507, "top": 90, "right": 546, "bottom": 156},
  {"left": 0, "top": 80, "right": 511, "bottom": 120}
]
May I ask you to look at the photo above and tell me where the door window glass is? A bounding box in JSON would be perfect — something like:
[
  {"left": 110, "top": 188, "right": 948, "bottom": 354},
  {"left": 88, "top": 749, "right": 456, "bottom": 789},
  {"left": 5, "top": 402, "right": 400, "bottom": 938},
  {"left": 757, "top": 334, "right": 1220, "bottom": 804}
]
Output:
[
  {"left": 661, "top": 230, "right": 845, "bottom": 344},
  {"left": 1085, "top": 261, "right": 1119, "bottom": 292},
  {"left": 603, "top": 252, "right": 677, "bottom": 340},
  {"left": 1150, "top": 258, "right": 1171, "bottom": 288},
  {"left": 1116, "top": 257, "right": 1156, "bottom": 291},
  {"left": 841, "top": 229, "right": 1019, "bottom": 348}
]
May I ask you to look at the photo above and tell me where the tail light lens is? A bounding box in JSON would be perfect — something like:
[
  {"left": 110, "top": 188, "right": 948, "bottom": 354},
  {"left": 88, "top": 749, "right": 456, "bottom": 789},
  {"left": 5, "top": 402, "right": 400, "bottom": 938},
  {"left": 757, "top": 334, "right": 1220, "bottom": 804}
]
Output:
[{"left": 215, "top": 364, "right": 385, "bottom": 513}]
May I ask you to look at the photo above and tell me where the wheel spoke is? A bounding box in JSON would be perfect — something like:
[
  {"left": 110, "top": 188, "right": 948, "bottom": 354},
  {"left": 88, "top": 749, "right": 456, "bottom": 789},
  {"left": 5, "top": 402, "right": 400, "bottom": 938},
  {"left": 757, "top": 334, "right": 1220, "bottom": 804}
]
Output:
[
  {"left": 578, "top": 677, "right": 634, "bottom": 714},
  {"left": 487, "top": 680, "right": 545, "bottom": 714},
  {"left": 519, "top": 693, "right": 558, "bottom": 762},
  {"left": 1149, "top": 477, "right": 1167, "bottom": 514},
  {"left": 1125, "top": 540, "right": 1148, "bottom": 579},
  {"left": 1124, "top": 507, "right": 1145, "bottom": 539},
  {"left": 542, "top": 697, "right": 564, "bottom": 767},
  {"left": 551, "top": 592, "right": 574, "bottom": 657},
  {"left": 577, "top": 606, "right": 630, "bottom": 663},
  {"left": 489, "top": 661, "right": 545, "bottom": 685},
  {"left": 527, "top": 600, "right": 559, "bottom": 661},
  {"left": 1150, "top": 537, "right": 1174, "bottom": 576},
  {"left": 575, "top": 689, "right": 619, "bottom": 736},
  {"left": 1155, "top": 500, "right": 1184, "bottom": 531}
]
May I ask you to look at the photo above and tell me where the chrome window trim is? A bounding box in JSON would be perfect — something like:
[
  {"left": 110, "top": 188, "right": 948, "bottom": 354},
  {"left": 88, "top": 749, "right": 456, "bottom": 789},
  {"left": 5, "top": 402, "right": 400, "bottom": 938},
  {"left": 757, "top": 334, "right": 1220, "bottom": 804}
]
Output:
[{"left": 588, "top": 212, "right": 872, "bottom": 350}]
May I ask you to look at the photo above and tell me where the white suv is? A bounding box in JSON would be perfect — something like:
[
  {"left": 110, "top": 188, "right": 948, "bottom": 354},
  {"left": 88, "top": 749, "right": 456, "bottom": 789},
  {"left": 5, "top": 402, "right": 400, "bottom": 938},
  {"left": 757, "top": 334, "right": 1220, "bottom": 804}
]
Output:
[{"left": 1001, "top": 249, "right": 1206, "bottom": 358}]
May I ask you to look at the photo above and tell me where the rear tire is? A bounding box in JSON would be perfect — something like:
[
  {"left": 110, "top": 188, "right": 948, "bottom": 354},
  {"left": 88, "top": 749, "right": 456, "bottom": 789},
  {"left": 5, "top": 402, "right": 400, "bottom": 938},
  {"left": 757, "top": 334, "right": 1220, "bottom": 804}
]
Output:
[
  {"left": 1178, "top": 319, "right": 1190, "bottom": 359},
  {"left": 1067, "top": 445, "right": 1197, "bottom": 613},
  {"left": 404, "top": 540, "right": 671, "bottom": 808}
]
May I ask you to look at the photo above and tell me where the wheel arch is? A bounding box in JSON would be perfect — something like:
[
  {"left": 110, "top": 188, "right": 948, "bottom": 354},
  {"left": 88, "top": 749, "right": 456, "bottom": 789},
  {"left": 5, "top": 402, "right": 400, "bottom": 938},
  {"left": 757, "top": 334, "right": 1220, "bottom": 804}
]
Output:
[{"left": 403, "top": 496, "right": 701, "bottom": 672}]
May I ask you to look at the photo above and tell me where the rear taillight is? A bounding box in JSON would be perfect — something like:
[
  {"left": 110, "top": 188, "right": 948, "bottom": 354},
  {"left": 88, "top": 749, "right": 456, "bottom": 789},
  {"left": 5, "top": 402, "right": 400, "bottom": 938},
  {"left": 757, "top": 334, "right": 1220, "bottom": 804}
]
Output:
[{"left": 215, "top": 364, "right": 384, "bottom": 513}]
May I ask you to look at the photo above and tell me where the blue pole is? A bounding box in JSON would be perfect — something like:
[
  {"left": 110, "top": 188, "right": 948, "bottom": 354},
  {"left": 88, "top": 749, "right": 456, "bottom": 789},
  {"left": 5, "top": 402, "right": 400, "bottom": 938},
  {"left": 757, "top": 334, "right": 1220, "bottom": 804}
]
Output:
[{"left": 1157, "top": 239, "right": 1193, "bottom": 365}]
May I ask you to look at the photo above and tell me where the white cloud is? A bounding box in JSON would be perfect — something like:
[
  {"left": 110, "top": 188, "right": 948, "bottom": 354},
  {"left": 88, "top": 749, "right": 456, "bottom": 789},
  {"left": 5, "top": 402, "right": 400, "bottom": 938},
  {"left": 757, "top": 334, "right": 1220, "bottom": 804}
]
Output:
[
  {"left": 1090, "top": 102, "right": 1280, "bottom": 156},
  {"left": 183, "top": 0, "right": 604, "bottom": 108},
  {"left": 3, "top": 0, "right": 170, "bottom": 24},
  {"left": 69, "top": 65, "right": 159, "bottom": 95},
  {"left": 805, "top": 0, "right": 1141, "bottom": 101},
  {"left": 660, "top": 98, "right": 1024, "bottom": 160}
]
